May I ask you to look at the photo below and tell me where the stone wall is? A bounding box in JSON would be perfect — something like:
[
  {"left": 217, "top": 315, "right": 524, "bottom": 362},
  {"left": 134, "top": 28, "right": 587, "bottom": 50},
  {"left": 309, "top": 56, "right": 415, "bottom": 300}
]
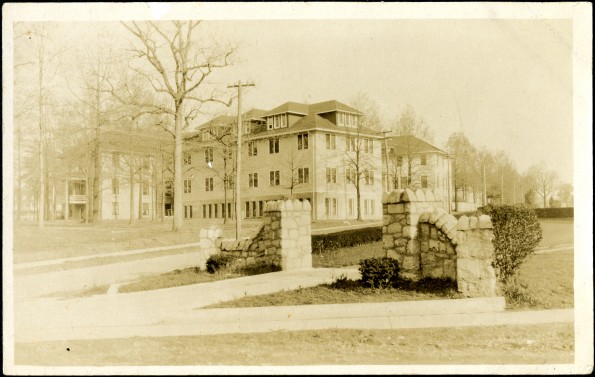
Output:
[
  {"left": 383, "top": 188, "right": 498, "bottom": 297},
  {"left": 199, "top": 199, "right": 312, "bottom": 271}
]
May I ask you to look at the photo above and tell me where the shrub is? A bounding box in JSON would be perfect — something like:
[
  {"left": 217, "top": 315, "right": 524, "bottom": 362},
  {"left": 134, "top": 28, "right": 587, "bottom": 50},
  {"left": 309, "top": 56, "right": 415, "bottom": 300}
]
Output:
[
  {"left": 206, "top": 254, "right": 236, "bottom": 274},
  {"left": 488, "top": 205, "right": 543, "bottom": 283},
  {"left": 502, "top": 280, "right": 541, "bottom": 309},
  {"left": 533, "top": 207, "right": 574, "bottom": 219},
  {"left": 312, "top": 226, "right": 382, "bottom": 254},
  {"left": 234, "top": 261, "right": 281, "bottom": 276},
  {"left": 359, "top": 257, "right": 400, "bottom": 289}
]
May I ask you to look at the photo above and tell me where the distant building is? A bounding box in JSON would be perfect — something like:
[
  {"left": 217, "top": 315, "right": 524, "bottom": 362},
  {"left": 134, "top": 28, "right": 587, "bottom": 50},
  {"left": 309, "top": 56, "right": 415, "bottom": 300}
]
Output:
[
  {"left": 49, "top": 129, "right": 174, "bottom": 221},
  {"left": 183, "top": 100, "right": 384, "bottom": 221},
  {"left": 381, "top": 134, "right": 453, "bottom": 210}
]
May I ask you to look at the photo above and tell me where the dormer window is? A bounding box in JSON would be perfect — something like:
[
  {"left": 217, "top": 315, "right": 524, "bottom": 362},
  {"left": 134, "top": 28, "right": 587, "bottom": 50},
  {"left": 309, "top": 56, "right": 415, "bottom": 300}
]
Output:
[
  {"left": 267, "top": 114, "right": 287, "bottom": 130},
  {"left": 337, "top": 112, "right": 358, "bottom": 128}
]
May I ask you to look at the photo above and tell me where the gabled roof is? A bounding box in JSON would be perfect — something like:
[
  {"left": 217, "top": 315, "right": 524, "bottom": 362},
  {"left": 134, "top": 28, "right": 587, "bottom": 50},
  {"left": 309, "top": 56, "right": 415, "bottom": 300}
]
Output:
[
  {"left": 309, "top": 100, "right": 363, "bottom": 115},
  {"left": 261, "top": 102, "right": 310, "bottom": 117},
  {"left": 386, "top": 134, "right": 446, "bottom": 155},
  {"left": 250, "top": 113, "right": 381, "bottom": 138}
]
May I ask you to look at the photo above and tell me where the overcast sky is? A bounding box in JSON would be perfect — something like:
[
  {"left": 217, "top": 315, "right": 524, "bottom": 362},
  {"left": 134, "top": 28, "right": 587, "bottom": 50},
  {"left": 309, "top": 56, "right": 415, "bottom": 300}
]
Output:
[{"left": 6, "top": 4, "right": 585, "bottom": 185}]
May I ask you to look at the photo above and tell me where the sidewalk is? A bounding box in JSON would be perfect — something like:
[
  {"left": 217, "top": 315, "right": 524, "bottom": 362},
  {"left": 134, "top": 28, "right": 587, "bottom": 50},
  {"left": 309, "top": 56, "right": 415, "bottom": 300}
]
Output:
[{"left": 14, "top": 266, "right": 573, "bottom": 344}]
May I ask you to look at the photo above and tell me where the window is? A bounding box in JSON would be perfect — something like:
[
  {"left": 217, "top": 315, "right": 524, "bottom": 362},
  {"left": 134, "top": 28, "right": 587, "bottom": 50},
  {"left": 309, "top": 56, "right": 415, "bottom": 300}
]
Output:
[
  {"left": 269, "top": 137, "right": 279, "bottom": 154},
  {"left": 397, "top": 156, "right": 403, "bottom": 167},
  {"left": 346, "top": 136, "right": 356, "bottom": 152},
  {"left": 363, "top": 170, "right": 374, "bottom": 185},
  {"left": 346, "top": 168, "right": 356, "bottom": 184},
  {"left": 325, "top": 197, "right": 338, "bottom": 215},
  {"left": 421, "top": 154, "right": 427, "bottom": 165},
  {"left": 184, "top": 205, "right": 193, "bottom": 219},
  {"left": 421, "top": 175, "right": 428, "bottom": 188},
  {"left": 112, "top": 202, "right": 119, "bottom": 216},
  {"left": 184, "top": 179, "right": 192, "bottom": 193},
  {"left": 267, "top": 117, "right": 273, "bottom": 130},
  {"left": 205, "top": 147, "right": 213, "bottom": 164},
  {"left": 248, "top": 141, "right": 258, "bottom": 156},
  {"left": 249, "top": 173, "right": 259, "bottom": 188},
  {"left": 269, "top": 170, "right": 280, "bottom": 186},
  {"left": 298, "top": 167, "right": 309, "bottom": 184},
  {"left": 245, "top": 202, "right": 250, "bottom": 218},
  {"left": 326, "top": 167, "right": 337, "bottom": 183},
  {"left": 400, "top": 176, "right": 408, "bottom": 189},
  {"left": 203, "top": 205, "right": 207, "bottom": 218},
  {"left": 363, "top": 139, "right": 373, "bottom": 154},
  {"left": 184, "top": 152, "right": 192, "bottom": 165},
  {"left": 325, "top": 134, "right": 336, "bottom": 149},
  {"left": 142, "top": 182, "right": 149, "bottom": 195},
  {"left": 364, "top": 199, "right": 369, "bottom": 215},
  {"left": 112, "top": 177, "right": 119, "bottom": 195},
  {"left": 368, "top": 139, "right": 374, "bottom": 154},
  {"left": 297, "top": 133, "right": 309, "bottom": 150},
  {"left": 348, "top": 198, "right": 354, "bottom": 216},
  {"left": 205, "top": 177, "right": 213, "bottom": 192},
  {"left": 259, "top": 201, "right": 264, "bottom": 217},
  {"left": 226, "top": 176, "right": 234, "bottom": 189},
  {"left": 214, "top": 203, "right": 218, "bottom": 218}
]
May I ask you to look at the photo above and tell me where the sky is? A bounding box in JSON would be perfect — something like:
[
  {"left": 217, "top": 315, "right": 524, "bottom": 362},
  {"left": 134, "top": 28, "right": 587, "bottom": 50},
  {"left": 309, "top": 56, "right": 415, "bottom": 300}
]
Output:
[{"left": 5, "top": 3, "right": 585, "bottom": 185}]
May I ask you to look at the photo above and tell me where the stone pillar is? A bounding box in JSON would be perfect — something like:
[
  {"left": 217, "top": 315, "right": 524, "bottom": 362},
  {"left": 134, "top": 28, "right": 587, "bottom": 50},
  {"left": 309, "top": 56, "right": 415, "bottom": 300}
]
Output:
[
  {"left": 455, "top": 215, "right": 498, "bottom": 297},
  {"left": 263, "top": 199, "right": 312, "bottom": 271}
]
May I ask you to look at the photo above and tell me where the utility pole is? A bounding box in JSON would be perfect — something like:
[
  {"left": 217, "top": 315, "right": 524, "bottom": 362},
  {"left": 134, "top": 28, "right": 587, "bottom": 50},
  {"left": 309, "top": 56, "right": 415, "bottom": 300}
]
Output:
[
  {"left": 381, "top": 130, "right": 391, "bottom": 192},
  {"left": 500, "top": 170, "right": 504, "bottom": 205},
  {"left": 228, "top": 80, "right": 255, "bottom": 240},
  {"left": 482, "top": 163, "right": 487, "bottom": 206}
]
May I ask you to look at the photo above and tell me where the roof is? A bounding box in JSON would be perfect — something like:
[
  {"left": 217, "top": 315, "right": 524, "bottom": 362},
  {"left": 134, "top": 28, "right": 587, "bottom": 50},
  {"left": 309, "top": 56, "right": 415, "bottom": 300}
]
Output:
[
  {"left": 309, "top": 100, "right": 363, "bottom": 115},
  {"left": 386, "top": 134, "right": 446, "bottom": 155},
  {"left": 261, "top": 102, "right": 310, "bottom": 117},
  {"left": 249, "top": 113, "right": 381, "bottom": 139}
]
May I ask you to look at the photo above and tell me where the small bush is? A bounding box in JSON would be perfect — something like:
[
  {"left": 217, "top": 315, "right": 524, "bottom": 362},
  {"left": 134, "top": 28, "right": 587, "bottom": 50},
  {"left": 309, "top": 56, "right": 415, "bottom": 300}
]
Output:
[
  {"left": 502, "top": 281, "right": 541, "bottom": 309},
  {"left": 206, "top": 254, "right": 236, "bottom": 274},
  {"left": 488, "top": 205, "right": 543, "bottom": 283},
  {"left": 359, "top": 257, "right": 400, "bottom": 289},
  {"left": 312, "top": 226, "right": 382, "bottom": 254},
  {"left": 235, "top": 261, "right": 281, "bottom": 276}
]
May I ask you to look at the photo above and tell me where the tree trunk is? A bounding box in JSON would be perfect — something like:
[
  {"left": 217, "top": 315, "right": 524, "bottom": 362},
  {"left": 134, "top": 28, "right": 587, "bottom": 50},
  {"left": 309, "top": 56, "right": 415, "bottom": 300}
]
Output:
[
  {"left": 129, "top": 163, "right": 135, "bottom": 224},
  {"left": 172, "top": 104, "right": 184, "bottom": 231},
  {"left": 138, "top": 164, "right": 143, "bottom": 220}
]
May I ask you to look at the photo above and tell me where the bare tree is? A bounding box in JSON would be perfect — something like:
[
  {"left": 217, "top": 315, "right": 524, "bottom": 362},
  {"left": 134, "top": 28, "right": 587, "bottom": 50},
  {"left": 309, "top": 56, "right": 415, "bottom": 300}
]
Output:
[
  {"left": 283, "top": 143, "right": 308, "bottom": 199},
  {"left": 391, "top": 105, "right": 434, "bottom": 143},
  {"left": 343, "top": 125, "right": 378, "bottom": 220},
  {"left": 446, "top": 131, "right": 476, "bottom": 211},
  {"left": 527, "top": 163, "right": 559, "bottom": 208},
  {"left": 557, "top": 183, "right": 574, "bottom": 208},
  {"left": 13, "top": 23, "right": 64, "bottom": 227},
  {"left": 350, "top": 93, "right": 384, "bottom": 131},
  {"left": 120, "top": 21, "right": 235, "bottom": 231}
]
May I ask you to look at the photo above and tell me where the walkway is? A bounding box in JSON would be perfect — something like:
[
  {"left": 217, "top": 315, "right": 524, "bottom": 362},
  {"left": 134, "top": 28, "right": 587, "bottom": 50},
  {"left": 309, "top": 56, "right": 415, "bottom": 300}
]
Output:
[{"left": 13, "top": 266, "right": 573, "bottom": 344}]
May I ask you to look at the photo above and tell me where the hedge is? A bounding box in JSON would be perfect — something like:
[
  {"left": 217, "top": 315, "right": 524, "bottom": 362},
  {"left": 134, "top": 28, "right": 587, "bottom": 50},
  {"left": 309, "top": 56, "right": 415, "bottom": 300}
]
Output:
[
  {"left": 532, "top": 207, "right": 574, "bottom": 219},
  {"left": 312, "top": 226, "right": 382, "bottom": 254}
]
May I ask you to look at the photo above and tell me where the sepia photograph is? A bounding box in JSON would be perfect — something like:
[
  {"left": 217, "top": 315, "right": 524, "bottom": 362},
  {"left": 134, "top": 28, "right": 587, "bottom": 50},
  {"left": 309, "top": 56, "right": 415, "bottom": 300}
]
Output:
[{"left": 2, "top": 2, "right": 593, "bottom": 375}]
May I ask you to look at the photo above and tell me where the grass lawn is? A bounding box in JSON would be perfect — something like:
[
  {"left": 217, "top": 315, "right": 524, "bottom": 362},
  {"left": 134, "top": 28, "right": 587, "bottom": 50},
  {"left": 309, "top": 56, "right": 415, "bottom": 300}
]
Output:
[
  {"left": 15, "top": 323, "right": 573, "bottom": 366},
  {"left": 312, "top": 240, "right": 384, "bottom": 268},
  {"left": 538, "top": 218, "right": 573, "bottom": 247},
  {"left": 211, "top": 244, "right": 573, "bottom": 310},
  {"left": 12, "top": 219, "right": 263, "bottom": 264}
]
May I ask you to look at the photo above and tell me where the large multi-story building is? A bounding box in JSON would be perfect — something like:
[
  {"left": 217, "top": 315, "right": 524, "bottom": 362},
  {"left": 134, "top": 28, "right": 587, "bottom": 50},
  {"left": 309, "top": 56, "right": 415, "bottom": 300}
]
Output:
[
  {"left": 183, "top": 100, "right": 385, "bottom": 221},
  {"left": 45, "top": 129, "right": 174, "bottom": 222},
  {"left": 383, "top": 134, "right": 452, "bottom": 190}
]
